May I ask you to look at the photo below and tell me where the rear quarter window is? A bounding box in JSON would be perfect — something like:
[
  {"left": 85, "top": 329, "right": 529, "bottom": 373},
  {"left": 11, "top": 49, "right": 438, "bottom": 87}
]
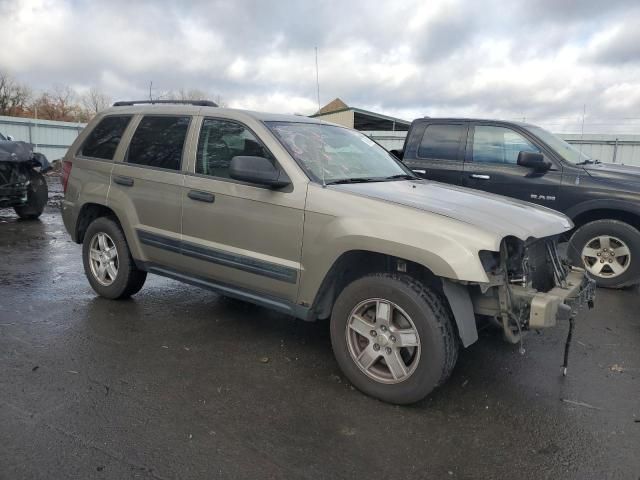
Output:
[{"left": 80, "top": 115, "right": 132, "bottom": 160}]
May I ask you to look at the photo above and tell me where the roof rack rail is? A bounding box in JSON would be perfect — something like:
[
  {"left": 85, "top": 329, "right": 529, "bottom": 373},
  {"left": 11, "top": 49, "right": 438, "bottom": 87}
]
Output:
[{"left": 112, "top": 100, "right": 218, "bottom": 107}]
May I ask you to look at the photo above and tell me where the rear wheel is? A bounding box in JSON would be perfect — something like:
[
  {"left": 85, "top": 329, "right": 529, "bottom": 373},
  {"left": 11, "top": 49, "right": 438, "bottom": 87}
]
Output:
[
  {"left": 82, "top": 217, "right": 147, "bottom": 299},
  {"left": 14, "top": 170, "right": 47, "bottom": 219},
  {"left": 568, "top": 219, "right": 640, "bottom": 288},
  {"left": 330, "top": 273, "right": 459, "bottom": 405}
]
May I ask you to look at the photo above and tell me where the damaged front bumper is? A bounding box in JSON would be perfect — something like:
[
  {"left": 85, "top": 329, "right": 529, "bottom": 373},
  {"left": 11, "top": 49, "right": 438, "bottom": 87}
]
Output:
[{"left": 509, "top": 266, "right": 596, "bottom": 329}]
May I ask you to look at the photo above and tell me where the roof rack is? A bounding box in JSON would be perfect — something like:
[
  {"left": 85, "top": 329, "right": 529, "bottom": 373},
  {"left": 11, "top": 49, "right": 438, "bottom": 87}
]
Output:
[{"left": 112, "top": 100, "right": 218, "bottom": 107}]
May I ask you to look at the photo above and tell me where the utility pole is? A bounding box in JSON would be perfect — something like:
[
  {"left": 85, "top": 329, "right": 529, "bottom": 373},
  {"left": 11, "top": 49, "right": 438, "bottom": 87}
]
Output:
[
  {"left": 315, "top": 47, "right": 320, "bottom": 111},
  {"left": 149, "top": 81, "right": 153, "bottom": 101}
]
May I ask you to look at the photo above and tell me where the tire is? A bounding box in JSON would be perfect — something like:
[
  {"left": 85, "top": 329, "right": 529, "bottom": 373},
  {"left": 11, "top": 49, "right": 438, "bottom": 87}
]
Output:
[
  {"left": 330, "top": 273, "right": 459, "bottom": 405},
  {"left": 567, "top": 219, "right": 640, "bottom": 289},
  {"left": 14, "top": 170, "right": 48, "bottom": 220},
  {"left": 82, "top": 216, "right": 147, "bottom": 299}
]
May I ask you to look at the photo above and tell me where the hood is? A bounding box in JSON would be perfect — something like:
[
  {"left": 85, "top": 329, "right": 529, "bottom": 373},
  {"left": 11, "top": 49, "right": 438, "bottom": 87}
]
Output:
[
  {"left": 0, "top": 140, "right": 51, "bottom": 171},
  {"left": 583, "top": 161, "right": 640, "bottom": 187},
  {"left": 329, "top": 180, "right": 573, "bottom": 241}
]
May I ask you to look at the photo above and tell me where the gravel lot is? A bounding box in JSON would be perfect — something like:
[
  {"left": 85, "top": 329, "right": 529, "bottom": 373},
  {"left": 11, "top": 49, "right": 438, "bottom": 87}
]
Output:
[{"left": 1, "top": 179, "right": 639, "bottom": 479}]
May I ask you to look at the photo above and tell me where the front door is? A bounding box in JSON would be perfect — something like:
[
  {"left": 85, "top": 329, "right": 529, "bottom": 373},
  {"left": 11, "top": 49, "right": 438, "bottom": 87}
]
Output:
[
  {"left": 402, "top": 122, "right": 468, "bottom": 185},
  {"left": 180, "top": 117, "right": 306, "bottom": 303},
  {"left": 462, "top": 123, "right": 562, "bottom": 208}
]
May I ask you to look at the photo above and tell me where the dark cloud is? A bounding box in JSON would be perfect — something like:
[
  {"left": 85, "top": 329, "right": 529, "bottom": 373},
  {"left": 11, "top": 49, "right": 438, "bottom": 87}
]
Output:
[{"left": 0, "top": 0, "right": 639, "bottom": 132}]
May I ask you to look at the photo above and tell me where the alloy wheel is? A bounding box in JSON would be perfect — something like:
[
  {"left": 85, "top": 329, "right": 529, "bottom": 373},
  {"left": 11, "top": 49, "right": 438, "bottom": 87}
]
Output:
[
  {"left": 88, "top": 232, "right": 119, "bottom": 286},
  {"left": 581, "top": 235, "right": 631, "bottom": 279},
  {"left": 345, "top": 298, "right": 421, "bottom": 384}
]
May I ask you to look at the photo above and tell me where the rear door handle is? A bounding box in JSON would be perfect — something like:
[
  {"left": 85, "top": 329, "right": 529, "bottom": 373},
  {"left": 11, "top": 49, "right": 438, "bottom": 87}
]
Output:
[
  {"left": 113, "top": 175, "right": 134, "bottom": 187},
  {"left": 470, "top": 174, "right": 491, "bottom": 180},
  {"left": 188, "top": 190, "right": 215, "bottom": 203}
]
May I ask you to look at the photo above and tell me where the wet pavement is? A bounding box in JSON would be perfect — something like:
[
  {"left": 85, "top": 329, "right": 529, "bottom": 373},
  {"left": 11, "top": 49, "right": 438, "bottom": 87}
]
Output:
[{"left": 1, "top": 180, "right": 639, "bottom": 479}]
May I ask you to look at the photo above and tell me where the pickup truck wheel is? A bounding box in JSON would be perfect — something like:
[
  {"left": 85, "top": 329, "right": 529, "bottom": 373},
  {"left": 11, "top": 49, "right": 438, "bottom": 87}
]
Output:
[
  {"left": 568, "top": 219, "right": 640, "bottom": 288},
  {"left": 14, "top": 170, "right": 47, "bottom": 220},
  {"left": 330, "top": 273, "right": 459, "bottom": 405},
  {"left": 82, "top": 217, "right": 147, "bottom": 299}
]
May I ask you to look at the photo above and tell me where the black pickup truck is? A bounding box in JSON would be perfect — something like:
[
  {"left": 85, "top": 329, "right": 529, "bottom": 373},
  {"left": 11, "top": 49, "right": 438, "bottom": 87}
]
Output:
[{"left": 392, "top": 118, "right": 640, "bottom": 288}]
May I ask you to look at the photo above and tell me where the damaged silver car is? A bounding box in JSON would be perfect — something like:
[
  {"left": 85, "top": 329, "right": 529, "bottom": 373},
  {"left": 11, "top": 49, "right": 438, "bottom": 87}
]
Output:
[{"left": 0, "top": 132, "right": 50, "bottom": 219}]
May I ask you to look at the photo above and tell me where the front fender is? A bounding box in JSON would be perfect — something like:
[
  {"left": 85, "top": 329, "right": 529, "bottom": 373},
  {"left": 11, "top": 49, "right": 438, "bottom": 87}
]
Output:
[{"left": 297, "top": 213, "right": 494, "bottom": 307}]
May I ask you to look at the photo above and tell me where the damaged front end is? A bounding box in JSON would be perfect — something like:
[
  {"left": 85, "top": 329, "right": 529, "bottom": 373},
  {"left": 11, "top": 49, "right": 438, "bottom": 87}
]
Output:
[
  {"left": 473, "top": 236, "right": 596, "bottom": 345},
  {"left": 0, "top": 140, "right": 50, "bottom": 208}
]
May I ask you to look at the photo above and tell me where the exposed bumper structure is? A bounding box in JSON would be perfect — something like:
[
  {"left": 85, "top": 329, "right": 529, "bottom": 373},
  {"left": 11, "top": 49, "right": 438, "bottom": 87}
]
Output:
[{"left": 511, "top": 267, "right": 596, "bottom": 329}]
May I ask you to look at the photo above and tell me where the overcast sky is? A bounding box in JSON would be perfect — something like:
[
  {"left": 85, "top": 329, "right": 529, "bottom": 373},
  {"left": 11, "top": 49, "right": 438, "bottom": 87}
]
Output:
[{"left": 1, "top": 0, "right": 640, "bottom": 132}]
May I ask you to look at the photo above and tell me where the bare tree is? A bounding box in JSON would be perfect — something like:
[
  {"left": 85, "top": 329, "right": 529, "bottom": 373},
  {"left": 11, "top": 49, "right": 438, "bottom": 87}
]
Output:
[
  {"left": 0, "top": 71, "right": 31, "bottom": 116},
  {"left": 81, "top": 87, "right": 111, "bottom": 115},
  {"left": 32, "top": 85, "right": 82, "bottom": 121}
]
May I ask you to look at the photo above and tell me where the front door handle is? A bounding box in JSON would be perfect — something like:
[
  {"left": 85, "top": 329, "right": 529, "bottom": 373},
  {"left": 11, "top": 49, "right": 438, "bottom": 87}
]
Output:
[
  {"left": 470, "top": 174, "right": 491, "bottom": 180},
  {"left": 188, "top": 190, "right": 215, "bottom": 203},
  {"left": 113, "top": 175, "right": 134, "bottom": 187},
  {"left": 412, "top": 169, "right": 426, "bottom": 174}
]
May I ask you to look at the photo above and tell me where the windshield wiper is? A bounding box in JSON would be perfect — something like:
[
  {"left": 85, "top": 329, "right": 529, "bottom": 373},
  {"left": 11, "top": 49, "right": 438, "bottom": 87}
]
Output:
[
  {"left": 384, "top": 174, "right": 419, "bottom": 180},
  {"left": 575, "top": 158, "right": 601, "bottom": 166},
  {"left": 325, "top": 177, "right": 384, "bottom": 185}
]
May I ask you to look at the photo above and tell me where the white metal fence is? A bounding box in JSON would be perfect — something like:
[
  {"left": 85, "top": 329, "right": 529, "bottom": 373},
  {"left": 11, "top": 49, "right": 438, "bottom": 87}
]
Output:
[
  {"left": 2, "top": 114, "right": 640, "bottom": 167},
  {"left": 0, "top": 115, "right": 86, "bottom": 161}
]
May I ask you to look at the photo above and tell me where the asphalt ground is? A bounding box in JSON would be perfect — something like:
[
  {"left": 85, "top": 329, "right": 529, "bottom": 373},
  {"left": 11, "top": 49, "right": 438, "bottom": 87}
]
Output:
[{"left": 1, "top": 179, "right": 639, "bottom": 479}]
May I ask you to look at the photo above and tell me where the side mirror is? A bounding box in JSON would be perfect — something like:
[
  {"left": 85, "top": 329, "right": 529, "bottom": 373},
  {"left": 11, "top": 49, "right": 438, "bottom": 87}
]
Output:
[
  {"left": 517, "top": 151, "right": 551, "bottom": 171},
  {"left": 229, "top": 156, "right": 291, "bottom": 188},
  {"left": 390, "top": 149, "right": 404, "bottom": 160},
  {"left": 6, "top": 135, "right": 14, "bottom": 141}
]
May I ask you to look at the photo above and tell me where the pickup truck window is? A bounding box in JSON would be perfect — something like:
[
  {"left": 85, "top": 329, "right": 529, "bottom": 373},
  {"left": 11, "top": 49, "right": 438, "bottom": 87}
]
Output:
[
  {"left": 418, "top": 124, "right": 465, "bottom": 160},
  {"left": 267, "top": 122, "right": 411, "bottom": 184},
  {"left": 196, "top": 118, "right": 275, "bottom": 178},
  {"left": 126, "top": 116, "right": 190, "bottom": 171},
  {"left": 80, "top": 115, "right": 131, "bottom": 160},
  {"left": 472, "top": 125, "right": 539, "bottom": 165}
]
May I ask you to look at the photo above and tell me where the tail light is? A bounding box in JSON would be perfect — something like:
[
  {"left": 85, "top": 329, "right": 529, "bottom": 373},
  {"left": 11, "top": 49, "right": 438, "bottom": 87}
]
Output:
[{"left": 62, "top": 160, "right": 73, "bottom": 193}]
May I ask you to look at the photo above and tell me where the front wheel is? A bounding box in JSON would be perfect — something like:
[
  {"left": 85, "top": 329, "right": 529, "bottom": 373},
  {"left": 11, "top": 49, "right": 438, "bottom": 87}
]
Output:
[
  {"left": 330, "top": 273, "right": 459, "bottom": 405},
  {"left": 568, "top": 219, "right": 640, "bottom": 288},
  {"left": 14, "top": 170, "right": 47, "bottom": 219}
]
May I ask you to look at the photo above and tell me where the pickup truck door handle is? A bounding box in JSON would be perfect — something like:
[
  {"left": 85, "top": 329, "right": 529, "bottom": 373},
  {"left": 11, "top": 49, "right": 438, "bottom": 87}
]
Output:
[
  {"left": 188, "top": 190, "right": 215, "bottom": 203},
  {"left": 470, "top": 174, "right": 491, "bottom": 180},
  {"left": 412, "top": 169, "right": 426, "bottom": 174},
  {"left": 113, "top": 175, "right": 134, "bottom": 187}
]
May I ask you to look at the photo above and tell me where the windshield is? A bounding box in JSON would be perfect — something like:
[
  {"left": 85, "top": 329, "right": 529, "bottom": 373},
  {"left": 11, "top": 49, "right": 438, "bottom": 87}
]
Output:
[
  {"left": 524, "top": 125, "right": 591, "bottom": 164},
  {"left": 266, "top": 122, "right": 413, "bottom": 184}
]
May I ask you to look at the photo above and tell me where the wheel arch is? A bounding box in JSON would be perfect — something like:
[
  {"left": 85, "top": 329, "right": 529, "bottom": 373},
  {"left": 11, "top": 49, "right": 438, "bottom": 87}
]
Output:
[
  {"left": 566, "top": 200, "right": 640, "bottom": 232},
  {"left": 307, "top": 249, "right": 476, "bottom": 347},
  {"left": 75, "top": 203, "right": 123, "bottom": 244}
]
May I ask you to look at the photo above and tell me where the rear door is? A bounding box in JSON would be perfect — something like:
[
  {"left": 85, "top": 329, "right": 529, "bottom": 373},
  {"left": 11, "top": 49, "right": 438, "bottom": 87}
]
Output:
[
  {"left": 179, "top": 116, "right": 305, "bottom": 303},
  {"left": 402, "top": 121, "right": 468, "bottom": 185},
  {"left": 462, "top": 123, "right": 562, "bottom": 206},
  {"left": 109, "top": 114, "right": 191, "bottom": 268}
]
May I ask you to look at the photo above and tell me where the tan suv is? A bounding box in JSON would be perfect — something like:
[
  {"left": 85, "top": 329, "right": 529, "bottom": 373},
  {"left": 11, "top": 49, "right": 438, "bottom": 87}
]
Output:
[{"left": 61, "top": 100, "right": 595, "bottom": 404}]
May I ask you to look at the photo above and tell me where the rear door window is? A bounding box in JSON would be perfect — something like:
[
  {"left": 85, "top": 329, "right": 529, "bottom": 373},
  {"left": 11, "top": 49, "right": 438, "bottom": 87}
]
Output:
[
  {"left": 417, "top": 124, "right": 466, "bottom": 160},
  {"left": 80, "top": 115, "right": 132, "bottom": 160},
  {"left": 126, "top": 116, "right": 190, "bottom": 171}
]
